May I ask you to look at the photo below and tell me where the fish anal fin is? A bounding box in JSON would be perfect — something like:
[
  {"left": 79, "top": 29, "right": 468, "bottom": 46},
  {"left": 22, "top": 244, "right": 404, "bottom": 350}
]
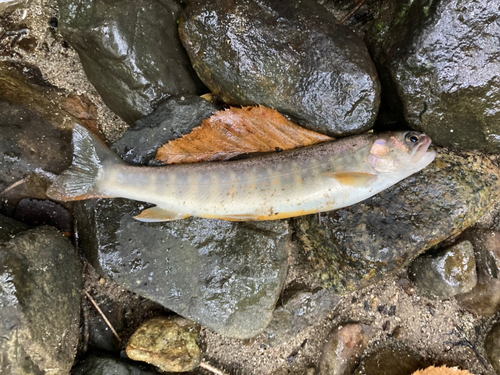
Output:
[
  {"left": 324, "top": 172, "right": 377, "bottom": 187},
  {"left": 134, "top": 207, "right": 190, "bottom": 222}
]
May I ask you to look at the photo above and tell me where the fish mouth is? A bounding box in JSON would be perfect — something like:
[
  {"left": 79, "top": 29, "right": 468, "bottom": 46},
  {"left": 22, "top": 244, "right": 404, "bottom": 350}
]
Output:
[{"left": 412, "top": 134, "right": 432, "bottom": 163}]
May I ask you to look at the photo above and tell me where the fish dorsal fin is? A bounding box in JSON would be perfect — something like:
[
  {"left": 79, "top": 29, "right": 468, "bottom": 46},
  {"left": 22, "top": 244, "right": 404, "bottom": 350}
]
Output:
[
  {"left": 134, "top": 207, "right": 190, "bottom": 222},
  {"left": 324, "top": 172, "right": 378, "bottom": 187}
]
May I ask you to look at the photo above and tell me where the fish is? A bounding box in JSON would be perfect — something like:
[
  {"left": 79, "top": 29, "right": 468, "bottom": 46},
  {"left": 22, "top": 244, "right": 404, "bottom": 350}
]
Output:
[{"left": 47, "top": 124, "right": 436, "bottom": 222}]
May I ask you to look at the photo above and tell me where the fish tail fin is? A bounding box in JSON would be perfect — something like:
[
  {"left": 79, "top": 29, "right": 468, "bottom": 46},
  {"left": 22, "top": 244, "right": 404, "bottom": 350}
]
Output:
[{"left": 47, "top": 124, "right": 124, "bottom": 201}]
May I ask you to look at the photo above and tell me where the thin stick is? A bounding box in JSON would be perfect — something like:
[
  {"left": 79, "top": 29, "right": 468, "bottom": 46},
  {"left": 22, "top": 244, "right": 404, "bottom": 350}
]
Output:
[
  {"left": 340, "top": 0, "right": 366, "bottom": 24},
  {"left": 83, "top": 289, "right": 121, "bottom": 342},
  {"left": 0, "top": 177, "right": 28, "bottom": 195},
  {"left": 200, "top": 362, "right": 230, "bottom": 375}
]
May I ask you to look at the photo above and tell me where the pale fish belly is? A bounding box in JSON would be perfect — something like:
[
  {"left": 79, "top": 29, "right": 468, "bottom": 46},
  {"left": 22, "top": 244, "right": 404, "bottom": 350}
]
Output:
[{"left": 99, "top": 149, "right": 394, "bottom": 220}]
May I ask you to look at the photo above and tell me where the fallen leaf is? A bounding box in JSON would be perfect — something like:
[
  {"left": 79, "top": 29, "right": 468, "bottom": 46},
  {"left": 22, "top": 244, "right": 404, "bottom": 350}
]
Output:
[{"left": 156, "top": 106, "right": 333, "bottom": 164}]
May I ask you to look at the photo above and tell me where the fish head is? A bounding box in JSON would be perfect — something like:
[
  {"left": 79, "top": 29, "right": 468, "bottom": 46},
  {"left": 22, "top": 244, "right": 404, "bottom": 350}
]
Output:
[{"left": 368, "top": 131, "right": 436, "bottom": 174}]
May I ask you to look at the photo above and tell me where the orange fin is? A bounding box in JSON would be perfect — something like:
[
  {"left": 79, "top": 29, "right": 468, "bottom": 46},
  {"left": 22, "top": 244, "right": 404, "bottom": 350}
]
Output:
[
  {"left": 134, "top": 207, "right": 190, "bottom": 222},
  {"left": 324, "top": 172, "right": 378, "bottom": 187}
]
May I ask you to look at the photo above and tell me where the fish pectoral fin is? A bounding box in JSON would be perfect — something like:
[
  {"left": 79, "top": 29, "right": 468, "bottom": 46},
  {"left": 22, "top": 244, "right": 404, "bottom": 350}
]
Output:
[
  {"left": 134, "top": 207, "right": 190, "bottom": 222},
  {"left": 324, "top": 172, "right": 378, "bottom": 187}
]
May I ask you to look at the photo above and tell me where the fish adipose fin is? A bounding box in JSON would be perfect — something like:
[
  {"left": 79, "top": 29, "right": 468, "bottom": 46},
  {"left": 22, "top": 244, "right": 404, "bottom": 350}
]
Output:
[
  {"left": 324, "top": 172, "right": 378, "bottom": 187},
  {"left": 47, "top": 124, "right": 124, "bottom": 201},
  {"left": 134, "top": 207, "right": 191, "bottom": 222}
]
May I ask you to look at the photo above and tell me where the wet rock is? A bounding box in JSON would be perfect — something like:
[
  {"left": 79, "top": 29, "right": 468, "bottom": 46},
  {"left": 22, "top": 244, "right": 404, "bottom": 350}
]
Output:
[
  {"left": 57, "top": 0, "right": 206, "bottom": 125},
  {"left": 14, "top": 198, "right": 72, "bottom": 232},
  {"left": 112, "top": 95, "right": 216, "bottom": 165},
  {"left": 264, "top": 283, "right": 341, "bottom": 346},
  {"left": 409, "top": 241, "right": 477, "bottom": 299},
  {"left": 0, "top": 226, "right": 82, "bottom": 375},
  {"left": 455, "top": 230, "right": 500, "bottom": 316},
  {"left": 75, "top": 198, "right": 289, "bottom": 339},
  {"left": 180, "top": 0, "right": 380, "bottom": 137},
  {"left": 365, "top": 0, "right": 500, "bottom": 153},
  {"left": 355, "top": 346, "right": 424, "bottom": 375},
  {"left": 0, "top": 61, "right": 98, "bottom": 130},
  {"left": 0, "top": 100, "right": 72, "bottom": 215},
  {"left": 485, "top": 322, "right": 500, "bottom": 374},
  {"left": 73, "top": 354, "right": 157, "bottom": 375},
  {"left": 0, "top": 213, "right": 29, "bottom": 241},
  {"left": 317, "top": 323, "right": 374, "bottom": 375},
  {"left": 126, "top": 316, "right": 201, "bottom": 372},
  {"left": 294, "top": 150, "right": 500, "bottom": 293},
  {"left": 86, "top": 294, "right": 125, "bottom": 353}
]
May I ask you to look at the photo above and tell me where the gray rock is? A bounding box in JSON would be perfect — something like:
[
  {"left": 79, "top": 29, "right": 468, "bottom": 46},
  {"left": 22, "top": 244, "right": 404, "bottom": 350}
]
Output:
[
  {"left": 318, "top": 323, "right": 374, "bottom": 375},
  {"left": 57, "top": 0, "right": 206, "bottom": 124},
  {"left": 180, "top": 0, "right": 380, "bottom": 137},
  {"left": 365, "top": 0, "right": 500, "bottom": 153},
  {"left": 75, "top": 198, "right": 289, "bottom": 339},
  {"left": 455, "top": 230, "right": 500, "bottom": 317},
  {"left": 126, "top": 316, "right": 202, "bottom": 372},
  {"left": 0, "top": 226, "right": 82, "bottom": 375},
  {"left": 0, "top": 99, "right": 72, "bottom": 216},
  {"left": 73, "top": 354, "right": 157, "bottom": 375},
  {"left": 14, "top": 198, "right": 72, "bottom": 232},
  {"left": 0, "top": 213, "right": 29, "bottom": 241},
  {"left": 409, "top": 241, "right": 477, "bottom": 299},
  {"left": 485, "top": 322, "right": 500, "bottom": 374},
  {"left": 111, "top": 95, "right": 216, "bottom": 165},
  {"left": 264, "top": 283, "right": 341, "bottom": 346},
  {"left": 294, "top": 150, "right": 500, "bottom": 294}
]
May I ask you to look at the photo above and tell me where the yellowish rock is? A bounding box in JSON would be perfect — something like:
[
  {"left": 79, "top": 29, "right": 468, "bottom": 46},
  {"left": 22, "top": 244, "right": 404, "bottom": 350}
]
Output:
[{"left": 126, "top": 316, "right": 201, "bottom": 372}]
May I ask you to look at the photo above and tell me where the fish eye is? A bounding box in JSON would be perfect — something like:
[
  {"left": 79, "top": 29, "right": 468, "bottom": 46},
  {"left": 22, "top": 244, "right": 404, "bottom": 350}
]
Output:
[{"left": 405, "top": 132, "right": 420, "bottom": 144}]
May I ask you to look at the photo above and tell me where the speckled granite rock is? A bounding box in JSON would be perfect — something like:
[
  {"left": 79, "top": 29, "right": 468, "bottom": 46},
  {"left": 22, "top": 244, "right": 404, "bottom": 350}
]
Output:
[
  {"left": 0, "top": 226, "right": 82, "bottom": 375},
  {"left": 485, "top": 322, "right": 500, "bottom": 374},
  {"left": 180, "top": 0, "right": 380, "bottom": 137},
  {"left": 365, "top": 0, "right": 500, "bottom": 153},
  {"left": 295, "top": 150, "right": 500, "bottom": 293},
  {"left": 57, "top": 0, "right": 206, "bottom": 124},
  {"left": 409, "top": 241, "right": 477, "bottom": 299},
  {"left": 126, "top": 316, "right": 201, "bottom": 372}
]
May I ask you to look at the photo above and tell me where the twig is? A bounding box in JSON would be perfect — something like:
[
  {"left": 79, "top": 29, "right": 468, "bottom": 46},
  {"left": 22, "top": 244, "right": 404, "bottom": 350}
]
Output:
[
  {"left": 340, "top": 0, "right": 366, "bottom": 24},
  {"left": 0, "top": 177, "right": 29, "bottom": 195},
  {"left": 83, "top": 289, "right": 121, "bottom": 343},
  {"left": 200, "top": 361, "right": 230, "bottom": 375}
]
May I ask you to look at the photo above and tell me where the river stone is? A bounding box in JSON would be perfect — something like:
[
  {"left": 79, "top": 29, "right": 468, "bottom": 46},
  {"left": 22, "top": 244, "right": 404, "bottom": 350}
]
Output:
[
  {"left": 408, "top": 241, "right": 477, "bottom": 299},
  {"left": 75, "top": 198, "right": 289, "bottom": 339},
  {"left": 73, "top": 354, "right": 158, "bottom": 375},
  {"left": 126, "top": 316, "right": 201, "bottom": 372},
  {"left": 0, "top": 61, "right": 98, "bottom": 130},
  {"left": 111, "top": 95, "right": 216, "bottom": 165},
  {"left": 455, "top": 230, "right": 500, "bottom": 317},
  {"left": 354, "top": 346, "right": 424, "bottom": 375},
  {"left": 264, "top": 283, "right": 341, "bottom": 346},
  {"left": 485, "top": 322, "right": 500, "bottom": 374},
  {"left": 57, "top": 0, "right": 206, "bottom": 125},
  {"left": 0, "top": 100, "right": 72, "bottom": 216},
  {"left": 317, "top": 323, "right": 374, "bottom": 375},
  {"left": 0, "top": 226, "right": 82, "bottom": 375},
  {"left": 0, "top": 0, "right": 29, "bottom": 13},
  {"left": 294, "top": 150, "right": 500, "bottom": 293},
  {"left": 365, "top": 0, "right": 500, "bottom": 153},
  {"left": 179, "top": 0, "right": 380, "bottom": 137},
  {"left": 0, "top": 213, "right": 29, "bottom": 241}
]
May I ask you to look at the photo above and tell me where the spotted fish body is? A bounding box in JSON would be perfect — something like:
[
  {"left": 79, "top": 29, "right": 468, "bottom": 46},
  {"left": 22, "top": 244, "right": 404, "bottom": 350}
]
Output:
[{"left": 47, "top": 125, "right": 436, "bottom": 222}]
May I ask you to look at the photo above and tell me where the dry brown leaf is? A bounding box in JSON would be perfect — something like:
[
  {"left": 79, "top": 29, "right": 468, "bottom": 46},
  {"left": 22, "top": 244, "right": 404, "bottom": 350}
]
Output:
[{"left": 155, "top": 106, "right": 333, "bottom": 164}]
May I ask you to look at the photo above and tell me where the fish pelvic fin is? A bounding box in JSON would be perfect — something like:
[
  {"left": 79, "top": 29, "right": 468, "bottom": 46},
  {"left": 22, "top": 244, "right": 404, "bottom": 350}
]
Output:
[
  {"left": 47, "top": 124, "right": 124, "bottom": 201},
  {"left": 134, "top": 207, "right": 191, "bottom": 222},
  {"left": 324, "top": 172, "right": 378, "bottom": 187}
]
